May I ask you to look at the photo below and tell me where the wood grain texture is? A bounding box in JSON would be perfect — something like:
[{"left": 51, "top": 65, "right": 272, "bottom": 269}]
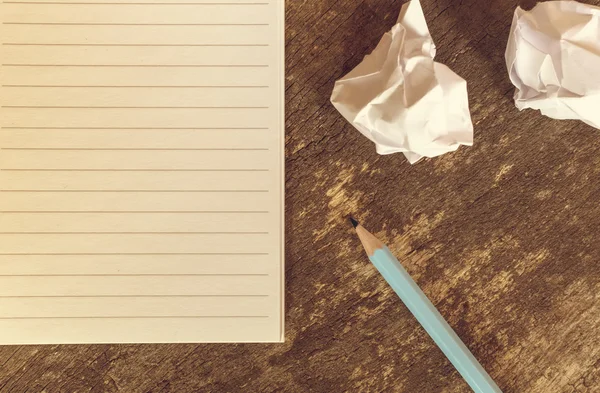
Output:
[{"left": 2, "top": 0, "right": 600, "bottom": 391}]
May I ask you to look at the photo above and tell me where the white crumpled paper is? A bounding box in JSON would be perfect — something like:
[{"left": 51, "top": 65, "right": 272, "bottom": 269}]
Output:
[
  {"left": 506, "top": 1, "right": 600, "bottom": 129},
  {"left": 330, "top": 0, "right": 473, "bottom": 164}
]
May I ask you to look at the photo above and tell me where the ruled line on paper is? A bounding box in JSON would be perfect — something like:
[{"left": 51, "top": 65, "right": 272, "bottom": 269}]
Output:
[
  {"left": 0, "top": 190, "right": 269, "bottom": 193},
  {"left": 2, "top": 43, "right": 270, "bottom": 47},
  {"left": 2, "top": 22, "right": 270, "bottom": 26},
  {"left": 0, "top": 211, "right": 270, "bottom": 213},
  {"left": 0, "top": 127, "right": 270, "bottom": 130},
  {"left": 1, "top": 169, "right": 270, "bottom": 172},
  {"left": 2, "top": 64, "right": 269, "bottom": 67},
  {"left": 0, "top": 148, "right": 269, "bottom": 151},
  {"left": 0, "top": 273, "right": 269, "bottom": 276},
  {"left": 2, "top": 2, "right": 271, "bottom": 4},
  {"left": 0, "top": 316, "right": 270, "bottom": 320},
  {"left": 0, "top": 295, "right": 270, "bottom": 298},
  {"left": 2, "top": 106, "right": 270, "bottom": 109},
  {"left": 0, "top": 253, "right": 270, "bottom": 256},
  {"left": 0, "top": 232, "right": 269, "bottom": 234},
  {"left": 2, "top": 85, "right": 270, "bottom": 88}
]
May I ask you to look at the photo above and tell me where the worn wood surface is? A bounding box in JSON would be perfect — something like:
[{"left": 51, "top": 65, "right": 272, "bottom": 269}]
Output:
[{"left": 2, "top": 0, "right": 600, "bottom": 391}]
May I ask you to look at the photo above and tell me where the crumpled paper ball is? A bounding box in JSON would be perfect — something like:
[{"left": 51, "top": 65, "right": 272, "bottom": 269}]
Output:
[
  {"left": 506, "top": 1, "right": 600, "bottom": 129},
  {"left": 330, "top": 0, "right": 473, "bottom": 164}
]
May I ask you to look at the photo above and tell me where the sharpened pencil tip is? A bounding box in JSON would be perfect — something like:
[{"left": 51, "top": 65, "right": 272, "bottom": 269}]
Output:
[{"left": 349, "top": 216, "right": 359, "bottom": 228}]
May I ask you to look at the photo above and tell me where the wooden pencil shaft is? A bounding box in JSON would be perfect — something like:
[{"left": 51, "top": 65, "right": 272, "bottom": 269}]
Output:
[{"left": 353, "top": 223, "right": 502, "bottom": 393}]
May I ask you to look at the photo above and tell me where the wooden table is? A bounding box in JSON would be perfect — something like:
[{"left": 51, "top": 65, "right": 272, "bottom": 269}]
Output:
[{"left": 2, "top": 0, "right": 600, "bottom": 392}]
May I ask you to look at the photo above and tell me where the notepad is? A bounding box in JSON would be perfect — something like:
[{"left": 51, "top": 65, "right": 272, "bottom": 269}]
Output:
[{"left": 0, "top": 0, "right": 284, "bottom": 344}]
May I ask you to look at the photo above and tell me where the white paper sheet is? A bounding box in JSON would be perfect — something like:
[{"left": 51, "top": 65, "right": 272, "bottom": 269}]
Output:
[
  {"left": 0, "top": 0, "right": 285, "bottom": 344},
  {"left": 506, "top": 1, "right": 600, "bottom": 129},
  {"left": 330, "top": 0, "right": 473, "bottom": 164}
]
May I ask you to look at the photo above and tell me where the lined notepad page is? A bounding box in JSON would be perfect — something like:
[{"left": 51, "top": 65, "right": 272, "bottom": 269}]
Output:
[{"left": 0, "top": 0, "right": 284, "bottom": 344}]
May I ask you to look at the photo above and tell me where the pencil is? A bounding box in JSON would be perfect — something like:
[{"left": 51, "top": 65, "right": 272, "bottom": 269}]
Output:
[{"left": 350, "top": 217, "right": 502, "bottom": 393}]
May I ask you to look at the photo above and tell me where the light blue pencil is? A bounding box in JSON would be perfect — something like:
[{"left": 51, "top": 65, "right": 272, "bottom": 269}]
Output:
[{"left": 350, "top": 217, "right": 502, "bottom": 393}]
